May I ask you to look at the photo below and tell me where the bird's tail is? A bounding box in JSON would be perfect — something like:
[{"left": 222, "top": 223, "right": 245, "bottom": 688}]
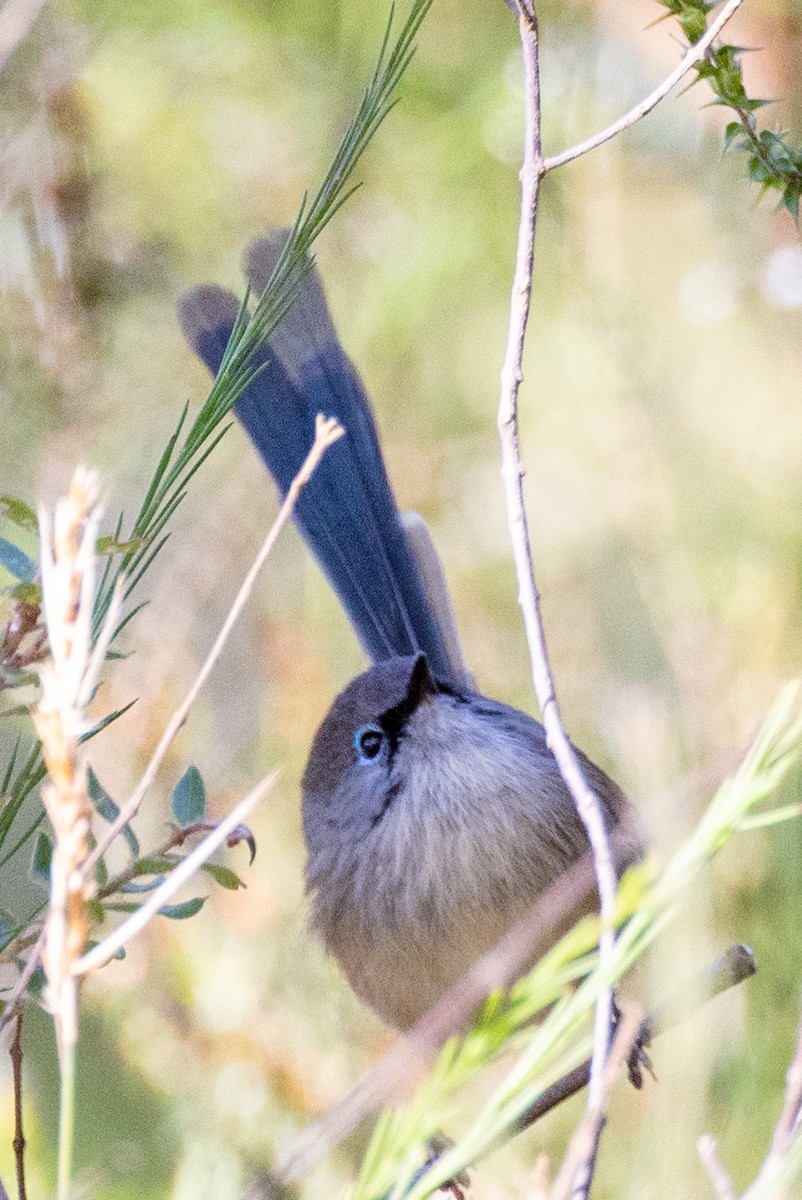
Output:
[{"left": 178, "top": 230, "right": 465, "bottom": 686}]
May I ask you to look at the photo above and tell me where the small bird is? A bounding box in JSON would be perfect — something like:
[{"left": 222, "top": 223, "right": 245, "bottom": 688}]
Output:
[{"left": 179, "top": 232, "right": 640, "bottom": 1030}]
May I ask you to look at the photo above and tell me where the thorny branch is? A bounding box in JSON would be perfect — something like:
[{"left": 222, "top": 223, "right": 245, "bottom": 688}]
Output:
[{"left": 542, "top": 0, "right": 746, "bottom": 173}]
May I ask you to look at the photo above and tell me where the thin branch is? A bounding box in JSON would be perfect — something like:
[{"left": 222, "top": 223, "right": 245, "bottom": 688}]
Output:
[
  {"left": 698, "top": 1135, "right": 737, "bottom": 1200},
  {"left": 11, "top": 1013, "right": 26, "bottom": 1200},
  {"left": 84, "top": 415, "right": 343, "bottom": 874},
  {"left": 499, "top": 0, "right": 617, "bottom": 1127},
  {"left": 542, "top": 0, "right": 746, "bottom": 173},
  {"left": 548, "top": 1005, "right": 643, "bottom": 1200},
  {"left": 736, "top": 988, "right": 802, "bottom": 1200},
  {"left": 0, "top": 927, "right": 46, "bottom": 1038},
  {"left": 73, "top": 773, "right": 275, "bottom": 976},
  {"left": 515, "top": 943, "right": 757, "bottom": 1131},
  {"left": 770, "top": 991, "right": 802, "bottom": 1158}
]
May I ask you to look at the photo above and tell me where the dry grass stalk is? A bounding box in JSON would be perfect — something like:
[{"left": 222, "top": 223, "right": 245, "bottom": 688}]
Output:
[{"left": 33, "top": 466, "right": 119, "bottom": 1048}]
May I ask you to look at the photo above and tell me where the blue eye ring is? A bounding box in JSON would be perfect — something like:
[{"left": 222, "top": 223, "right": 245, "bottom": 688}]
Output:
[{"left": 354, "top": 723, "right": 385, "bottom": 764}]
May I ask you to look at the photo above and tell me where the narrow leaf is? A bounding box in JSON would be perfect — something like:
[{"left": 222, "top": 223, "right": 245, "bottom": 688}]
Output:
[
  {"left": 159, "top": 897, "right": 205, "bottom": 920},
  {"left": 202, "top": 862, "right": 245, "bottom": 891},
  {"left": 0, "top": 909, "right": 16, "bottom": 953},
  {"left": 31, "top": 832, "right": 52, "bottom": 885},
  {"left": 0, "top": 539, "right": 35, "bottom": 582},
  {"left": 0, "top": 495, "right": 37, "bottom": 532},
  {"left": 87, "top": 767, "right": 139, "bottom": 856}
]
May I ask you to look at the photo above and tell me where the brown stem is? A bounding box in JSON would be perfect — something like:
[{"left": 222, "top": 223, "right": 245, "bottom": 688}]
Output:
[{"left": 11, "top": 1013, "right": 27, "bottom": 1200}]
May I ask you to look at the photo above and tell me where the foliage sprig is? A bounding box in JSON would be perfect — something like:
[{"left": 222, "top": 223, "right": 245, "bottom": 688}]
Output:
[{"left": 658, "top": 0, "right": 802, "bottom": 219}]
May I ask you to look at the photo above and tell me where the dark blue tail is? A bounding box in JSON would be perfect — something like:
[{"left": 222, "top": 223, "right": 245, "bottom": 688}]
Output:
[{"left": 178, "top": 231, "right": 456, "bottom": 683}]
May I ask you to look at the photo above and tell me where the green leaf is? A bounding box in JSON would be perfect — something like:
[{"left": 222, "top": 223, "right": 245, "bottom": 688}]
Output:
[
  {"left": 96, "top": 533, "right": 150, "bottom": 557},
  {"left": 0, "top": 538, "right": 35, "bottom": 582},
  {"left": 171, "top": 766, "right": 206, "bottom": 825},
  {"left": 159, "top": 897, "right": 205, "bottom": 920},
  {"left": 8, "top": 582, "right": 41, "bottom": 606},
  {"left": 80, "top": 699, "right": 138, "bottom": 745},
  {"left": 679, "top": 8, "right": 706, "bottom": 42},
  {"left": 83, "top": 938, "right": 125, "bottom": 960},
  {"left": 781, "top": 182, "right": 802, "bottom": 223},
  {"left": 132, "top": 856, "right": 175, "bottom": 876},
  {"left": 27, "top": 965, "right": 46, "bottom": 998},
  {"left": 120, "top": 876, "right": 166, "bottom": 893},
  {"left": 0, "top": 495, "right": 37, "bottom": 533},
  {"left": 94, "top": 849, "right": 108, "bottom": 887},
  {"left": 0, "top": 908, "right": 16, "bottom": 953},
  {"left": 31, "top": 832, "right": 52, "bottom": 885},
  {"left": 202, "top": 862, "right": 245, "bottom": 891},
  {"left": 724, "top": 120, "right": 746, "bottom": 149},
  {"left": 87, "top": 767, "right": 139, "bottom": 856},
  {"left": 748, "top": 156, "right": 773, "bottom": 183}
]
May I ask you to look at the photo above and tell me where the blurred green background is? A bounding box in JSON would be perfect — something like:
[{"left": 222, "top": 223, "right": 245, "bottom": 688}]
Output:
[{"left": 2, "top": 0, "right": 802, "bottom": 1195}]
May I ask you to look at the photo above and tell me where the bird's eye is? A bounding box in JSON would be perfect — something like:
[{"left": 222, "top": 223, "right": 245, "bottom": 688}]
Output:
[{"left": 354, "top": 723, "right": 385, "bottom": 764}]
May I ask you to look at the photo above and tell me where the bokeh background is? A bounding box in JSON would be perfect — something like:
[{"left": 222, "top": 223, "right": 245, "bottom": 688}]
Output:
[{"left": 1, "top": 0, "right": 802, "bottom": 1195}]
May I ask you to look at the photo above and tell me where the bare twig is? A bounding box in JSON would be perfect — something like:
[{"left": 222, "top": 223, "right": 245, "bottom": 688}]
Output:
[
  {"left": 499, "top": 0, "right": 617, "bottom": 1134},
  {"left": 73, "top": 774, "right": 274, "bottom": 976},
  {"left": 84, "top": 415, "right": 343, "bottom": 874},
  {"left": 737, "top": 990, "right": 802, "bottom": 1199},
  {"left": 548, "top": 1005, "right": 642, "bottom": 1200},
  {"left": 770, "top": 994, "right": 802, "bottom": 1157},
  {"left": 698, "top": 1135, "right": 737, "bottom": 1200},
  {"left": 11, "top": 1013, "right": 26, "bottom": 1200},
  {"left": 0, "top": 927, "right": 46, "bottom": 1039},
  {"left": 542, "top": 0, "right": 746, "bottom": 173}
]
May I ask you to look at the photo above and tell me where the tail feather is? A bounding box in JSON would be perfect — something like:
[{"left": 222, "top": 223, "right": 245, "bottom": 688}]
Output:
[{"left": 178, "top": 245, "right": 456, "bottom": 683}]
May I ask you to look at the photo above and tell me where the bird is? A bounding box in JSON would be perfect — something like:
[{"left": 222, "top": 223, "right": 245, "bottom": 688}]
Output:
[{"left": 178, "top": 231, "right": 640, "bottom": 1030}]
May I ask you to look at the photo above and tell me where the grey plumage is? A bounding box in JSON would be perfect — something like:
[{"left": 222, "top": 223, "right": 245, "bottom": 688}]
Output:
[
  {"left": 303, "top": 656, "right": 638, "bottom": 1028},
  {"left": 179, "top": 233, "right": 642, "bottom": 1031}
]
